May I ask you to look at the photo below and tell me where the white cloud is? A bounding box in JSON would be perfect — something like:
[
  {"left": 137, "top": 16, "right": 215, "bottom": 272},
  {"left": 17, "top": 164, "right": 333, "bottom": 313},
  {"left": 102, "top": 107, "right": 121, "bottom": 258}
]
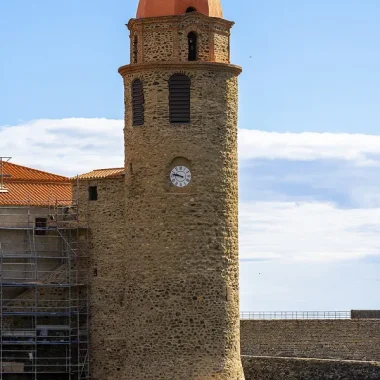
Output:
[
  {"left": 240, "top": 201, "right": 380, "bottom": 262},
  {"left": 2, "top": 119, "right": 380, "bottom": 174},
  {"left": 0, "top": 118, "right": 124, "bottom": 176},
  {"left": 239, "top": 129, "right": 380, "bottom": 166},
  {"left": 1, "top": 118, "right": 380, "bottom": 263},
  {"left": 349, "top": 186, "right": 380, "bottom": 208}
]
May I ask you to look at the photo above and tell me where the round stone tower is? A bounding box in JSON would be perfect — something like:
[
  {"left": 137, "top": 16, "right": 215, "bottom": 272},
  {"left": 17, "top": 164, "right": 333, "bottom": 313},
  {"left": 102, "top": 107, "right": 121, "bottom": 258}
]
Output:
[{"left": 119, "top": 1, "right": 244, "bottom": 378}]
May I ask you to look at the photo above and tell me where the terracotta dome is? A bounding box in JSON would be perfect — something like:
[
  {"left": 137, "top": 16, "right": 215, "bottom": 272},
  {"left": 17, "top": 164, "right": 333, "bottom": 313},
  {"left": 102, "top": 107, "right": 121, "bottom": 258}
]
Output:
[{"left": 136, "top": 0, "right": 223, "bottom": 19}]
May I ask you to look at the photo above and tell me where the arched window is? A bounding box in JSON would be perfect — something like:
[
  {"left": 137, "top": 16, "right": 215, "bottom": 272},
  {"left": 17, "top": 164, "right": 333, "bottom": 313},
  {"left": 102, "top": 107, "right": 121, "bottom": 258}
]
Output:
[
  {"left": 132, "top": 35, "right": 138, "bottom": 64},
  {"left": 132, "top": 79, "right": 144, "bottom": 126},
  {"left": 186, "top": 7, "right": 197, "bottom": 13},
  {"left": 169, "top": 74, "right": 191, "bottom": 124},
  {"left": 188, "top": 32, "right": 197, "bottom": 61}
]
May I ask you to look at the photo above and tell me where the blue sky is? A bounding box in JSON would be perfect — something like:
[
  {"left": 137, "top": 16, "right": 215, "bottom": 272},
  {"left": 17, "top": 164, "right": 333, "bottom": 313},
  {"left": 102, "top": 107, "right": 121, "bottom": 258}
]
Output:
[{"left": 1, "top": 0, "right": 380, "bottom": 311}]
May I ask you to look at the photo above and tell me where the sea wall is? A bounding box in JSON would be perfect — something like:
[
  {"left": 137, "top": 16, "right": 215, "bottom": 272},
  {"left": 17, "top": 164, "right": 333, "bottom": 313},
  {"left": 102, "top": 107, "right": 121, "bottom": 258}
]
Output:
[{"left": 241, "top": 319, "right": 380, "bottom": 361}]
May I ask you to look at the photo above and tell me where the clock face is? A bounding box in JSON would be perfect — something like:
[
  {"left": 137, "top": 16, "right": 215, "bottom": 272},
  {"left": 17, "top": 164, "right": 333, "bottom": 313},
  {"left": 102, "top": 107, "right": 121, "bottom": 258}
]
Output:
[{"left": 170, "top": 166, "right": 192, "bottom": 187}]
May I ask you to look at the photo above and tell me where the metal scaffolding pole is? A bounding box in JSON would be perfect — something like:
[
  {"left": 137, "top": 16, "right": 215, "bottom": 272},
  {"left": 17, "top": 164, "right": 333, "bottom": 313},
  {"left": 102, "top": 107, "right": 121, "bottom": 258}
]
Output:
[{"left": 0, "top": 196, "right": 89, "bottom": 379}]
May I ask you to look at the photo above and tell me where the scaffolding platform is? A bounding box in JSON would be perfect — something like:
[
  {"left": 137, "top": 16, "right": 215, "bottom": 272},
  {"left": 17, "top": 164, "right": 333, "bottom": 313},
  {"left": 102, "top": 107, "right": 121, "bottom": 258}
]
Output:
[{"left": 0, "top": 200, "right": 89, "bottom": 380}]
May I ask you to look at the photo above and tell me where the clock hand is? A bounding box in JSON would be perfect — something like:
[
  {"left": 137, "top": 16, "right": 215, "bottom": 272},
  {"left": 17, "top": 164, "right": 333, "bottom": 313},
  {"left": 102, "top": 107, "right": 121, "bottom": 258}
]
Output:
[{"left": 173, "top": 173, "right": 184, "bottom": 178}]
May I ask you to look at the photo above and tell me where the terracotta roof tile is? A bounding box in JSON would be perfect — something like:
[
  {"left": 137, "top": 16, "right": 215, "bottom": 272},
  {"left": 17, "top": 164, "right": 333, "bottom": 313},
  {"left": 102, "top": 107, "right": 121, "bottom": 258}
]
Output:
[
  {"left": 0, "top": 183, "right": 72, "bottom": 206},
  {"left": 74, "top": 168, "right": 125, "bottom": 180},
  {"left": 0, "top": 162, "right": 68, "bottom": 182},
  {"left": 0, "top": 162, "right": 71, "bottom": 206}
]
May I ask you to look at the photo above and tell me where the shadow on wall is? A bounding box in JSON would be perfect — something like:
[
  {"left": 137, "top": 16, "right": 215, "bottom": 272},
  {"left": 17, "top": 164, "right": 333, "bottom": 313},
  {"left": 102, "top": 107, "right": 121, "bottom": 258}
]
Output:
[{"left": 242, "top": 356, "right": 380, "bottom": 380}]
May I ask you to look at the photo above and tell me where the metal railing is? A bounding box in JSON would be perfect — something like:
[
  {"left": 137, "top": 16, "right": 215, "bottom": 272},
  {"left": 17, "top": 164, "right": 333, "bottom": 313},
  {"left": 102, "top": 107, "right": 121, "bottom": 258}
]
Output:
[{"left": 240, "top": 311, "right": 351, "bottom": 320}]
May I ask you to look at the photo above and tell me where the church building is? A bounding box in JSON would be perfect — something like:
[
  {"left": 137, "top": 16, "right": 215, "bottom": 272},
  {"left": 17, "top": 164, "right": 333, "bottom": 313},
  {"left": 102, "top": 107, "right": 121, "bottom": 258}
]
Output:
[
  {"left": 79, "top": 0, "right": 244, "bottom": 378},
  {"left": 0, "top": 1, "right": 244, "bottom": 379}
]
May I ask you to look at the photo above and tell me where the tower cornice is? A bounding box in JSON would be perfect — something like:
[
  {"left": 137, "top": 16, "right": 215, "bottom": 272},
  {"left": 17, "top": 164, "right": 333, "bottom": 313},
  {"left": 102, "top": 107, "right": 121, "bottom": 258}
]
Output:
[
  {"left": 127, "top": 12, "right": 234, "bottom": 31},
  {"left": 118, "top": 61, "right": 242, "bottom": 77}
]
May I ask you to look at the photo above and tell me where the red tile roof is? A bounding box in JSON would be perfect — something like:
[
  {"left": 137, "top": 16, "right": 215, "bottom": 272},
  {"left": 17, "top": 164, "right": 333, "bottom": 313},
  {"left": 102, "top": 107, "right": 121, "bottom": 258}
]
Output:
[
  {"left": 1, "top": 161, "right": 68, "bottom": 182},
  {"left": 0, "top": 162, "right": 71, "bottom": 206},
  {"left": 74, "top": 168, "right": 125, "bottom": 180}
]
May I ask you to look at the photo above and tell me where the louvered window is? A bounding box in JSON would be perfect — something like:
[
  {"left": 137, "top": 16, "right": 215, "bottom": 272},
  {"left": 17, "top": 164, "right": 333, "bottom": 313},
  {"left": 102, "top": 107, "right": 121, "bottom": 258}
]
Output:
[
  {"left": 132, "top": 79, "right": 144, "bottom": 126},
  {"left": 169, "top": 74, "right": 191, "bottom": 124}
]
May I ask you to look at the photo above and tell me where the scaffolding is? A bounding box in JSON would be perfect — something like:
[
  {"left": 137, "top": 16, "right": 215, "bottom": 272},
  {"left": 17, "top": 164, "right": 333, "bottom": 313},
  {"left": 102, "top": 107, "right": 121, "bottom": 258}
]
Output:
[
  {"left": 0, "top": 158, "right": 11, "bottom": 193},
  {"left": 0, "top": 199, "right": 89, "bottom": 379}
]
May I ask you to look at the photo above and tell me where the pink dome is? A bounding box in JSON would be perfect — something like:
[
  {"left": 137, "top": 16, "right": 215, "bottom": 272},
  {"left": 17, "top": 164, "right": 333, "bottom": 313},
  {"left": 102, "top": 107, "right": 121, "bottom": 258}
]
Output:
[{"left": 136, "top": 0, "right": 223, "bottom": 19}]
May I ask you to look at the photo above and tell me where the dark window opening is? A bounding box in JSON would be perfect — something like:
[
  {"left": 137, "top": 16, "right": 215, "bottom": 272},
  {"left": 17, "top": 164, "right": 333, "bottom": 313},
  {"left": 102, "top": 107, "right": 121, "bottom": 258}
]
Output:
[
  {"left": 132, "top": 79, "right": 145, "bottom": 126},
  {"left": 133, "top": 36, "right": 138, "bottom": 64},
  {"left": 89, "top": 186, "right": 98, "bottom": 201},
  {"left": 188, "top": 32, "right": 197, "bottom": 61},
  {"left": 169, "top": 74, "right": 191, "bottom": 124},
  {"left": 129, "top": 163, "right": 133, "bottom": 174},
  {"left": 186, "top": 7, "right": 197, "bottom": 12},
  {"left": 35, "top": 218, "right": 47, "bottom": 236}
]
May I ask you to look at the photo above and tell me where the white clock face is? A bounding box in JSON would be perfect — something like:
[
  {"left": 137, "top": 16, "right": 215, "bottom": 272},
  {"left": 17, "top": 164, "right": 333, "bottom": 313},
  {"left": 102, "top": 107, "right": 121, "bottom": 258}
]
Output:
[{"left": 170, "top": 166, "right": 192, "bottom": 187}]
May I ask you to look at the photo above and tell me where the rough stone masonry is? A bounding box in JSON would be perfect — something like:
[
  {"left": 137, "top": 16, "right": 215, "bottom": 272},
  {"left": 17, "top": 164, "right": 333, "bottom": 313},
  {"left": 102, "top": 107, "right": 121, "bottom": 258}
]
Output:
[
  {"left": 119, "top": 8, "right": 244, "bottom": 380},
  {"left": 78, "top": 1, "right": 245, "bottom": 379}
]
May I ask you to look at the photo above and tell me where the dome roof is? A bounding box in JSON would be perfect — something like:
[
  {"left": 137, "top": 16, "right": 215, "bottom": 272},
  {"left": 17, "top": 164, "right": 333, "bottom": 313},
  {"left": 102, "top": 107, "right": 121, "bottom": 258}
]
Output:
[{"left": 136, "top": 0, "right": 223, "bottom": 19}]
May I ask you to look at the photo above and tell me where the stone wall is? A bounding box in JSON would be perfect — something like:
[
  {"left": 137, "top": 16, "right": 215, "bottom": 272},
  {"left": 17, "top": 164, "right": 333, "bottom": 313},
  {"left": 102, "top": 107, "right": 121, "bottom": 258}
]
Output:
[
  {"left": 74, "top": 177, "right": 126, "bottom": 380},
  {"left": 119, "top": 9, "right": 244, "bottom": 376},
  {"left": 242, "top": 356, "right": 380, "bottom": 380},
  {"left": 128, "top": 12, "right": 233, "bottom": 64},
  {"left": 241, "top": 320, "right": 380, "bottom": 361},
  {"left": 352, "top": 310, "right": 380, "bottom": 319},
  {"left": 120, "top": 61, "right": 243, "bottom": 379},
  {"left": 213, "top": 32, "right": 230, "bottom": 63}
]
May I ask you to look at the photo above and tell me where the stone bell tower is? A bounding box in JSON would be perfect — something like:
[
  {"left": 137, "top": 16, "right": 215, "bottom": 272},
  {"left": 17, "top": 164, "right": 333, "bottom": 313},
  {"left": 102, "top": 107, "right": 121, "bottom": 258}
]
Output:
[{"left": 119, "top": 0, "right": 244, "bottom": 378}]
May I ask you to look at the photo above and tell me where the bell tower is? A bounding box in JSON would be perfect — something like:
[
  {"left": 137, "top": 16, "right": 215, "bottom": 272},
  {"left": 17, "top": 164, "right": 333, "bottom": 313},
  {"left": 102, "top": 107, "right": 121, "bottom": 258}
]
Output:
[{"left": 119, "top": 0, "right": 244, "bottom": 378}]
